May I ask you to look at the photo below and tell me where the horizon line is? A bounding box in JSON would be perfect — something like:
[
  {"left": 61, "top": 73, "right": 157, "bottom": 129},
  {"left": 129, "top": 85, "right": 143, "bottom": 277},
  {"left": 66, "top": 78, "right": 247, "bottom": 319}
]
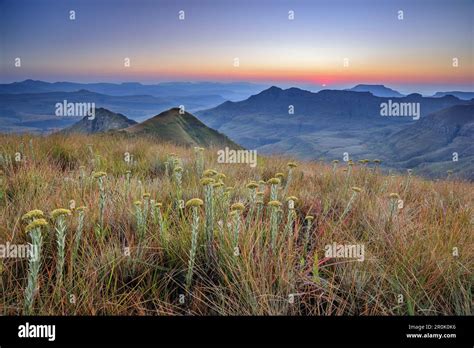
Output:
[{"left": 1, "top": 79, "right": 474, "bottom": 96}]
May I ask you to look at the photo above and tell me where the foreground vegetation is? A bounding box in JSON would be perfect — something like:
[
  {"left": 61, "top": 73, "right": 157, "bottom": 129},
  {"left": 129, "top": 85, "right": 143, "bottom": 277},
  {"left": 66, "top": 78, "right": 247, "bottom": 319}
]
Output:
[{"left": 0, "top": 133, "right": 472, "bottom": 315}]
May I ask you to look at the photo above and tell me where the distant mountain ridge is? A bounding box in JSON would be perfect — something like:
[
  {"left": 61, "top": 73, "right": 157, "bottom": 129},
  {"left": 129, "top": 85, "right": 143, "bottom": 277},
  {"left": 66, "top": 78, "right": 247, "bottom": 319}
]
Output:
[
  {"left": 346, "top": 84, "right": 404, "bottom": 97},
  {"left": 197, "top": 86, "right": 468, "bottom": 139},
  {"left": 432, "top": 91, "right": 474, "bottom": 100},
  {"left": 0, "top": 79, "right": 266, "bottom": 101},
  {"left": 380, "top": 104, "right": 474, "bottom": 178},
  {"left": 196, "top": 86, "right": 473, "bottom": 178},
  {"left": 0, "top": 89, "right": 227, "bottom": 132}
]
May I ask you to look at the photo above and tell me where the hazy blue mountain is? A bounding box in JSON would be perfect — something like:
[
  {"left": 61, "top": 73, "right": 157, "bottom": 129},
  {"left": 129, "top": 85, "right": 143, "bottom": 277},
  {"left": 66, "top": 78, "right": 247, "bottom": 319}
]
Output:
[
  {"left": 0, "top": 80, "right": 267, "bottom": 101},
  {"left": 197, "top": 86, "right": 467, "bottom": 146},
  {"left": 432, "top": 91, "right": 474, "bottom": 100},
  {"left": 61, "top": 108, "right": 137, "bottom": 134},
  {"left": 196, "top": 86, "right": 472, "bottom": 178},
  {"left": 380, "top": 104, "right": 474, "bottom": 178},
  {"left": 346, "top": 84, "right": 404, "bottom": 97},
  {"left": 0, "top": 89, "right": 226, "bottom": 132}
]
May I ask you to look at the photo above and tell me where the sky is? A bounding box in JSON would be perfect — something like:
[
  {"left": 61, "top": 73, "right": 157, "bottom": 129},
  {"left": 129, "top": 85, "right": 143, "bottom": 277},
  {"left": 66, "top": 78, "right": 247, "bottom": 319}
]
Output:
[{"left": 0, "top": 0, "right": 473, "bottom": 94}]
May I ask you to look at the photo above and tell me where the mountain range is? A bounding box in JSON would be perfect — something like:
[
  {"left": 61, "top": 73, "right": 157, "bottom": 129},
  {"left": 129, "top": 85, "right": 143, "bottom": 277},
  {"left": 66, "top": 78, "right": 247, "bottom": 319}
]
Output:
[
  {"left": 196, "top": 86, "right": 473, "bottom": 178},
  {"left": 0, "top": 80, "right": 271, "bottom": 132},
  {"left": 0, "top": 89, "right": 226, "bottom": 132},
  {"left": 0, "top": 79, "right": 266, "bottom": 101},
  {"left": 1, "top": 80, "right": 472, "bottom": 178}
]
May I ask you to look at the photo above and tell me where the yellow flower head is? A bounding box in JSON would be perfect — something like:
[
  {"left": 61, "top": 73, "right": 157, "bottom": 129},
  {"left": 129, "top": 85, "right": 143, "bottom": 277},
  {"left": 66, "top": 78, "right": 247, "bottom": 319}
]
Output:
[
  {"left": 275, "top": 172, "right": 285, "bottom": 179},
  {"left": 174, "top": 166, "right": 183, "bottom": 173},
  {"left": 351, "top": 186, "right": 362, "bottom": 193},
  {"left": 133, "top": 200, "right": 142, "bottom": 206},
  {"left": 216, "top": 173, "right": 226, "bottom": 180},
  {"left": 286, "top": 196, "right": 298, "bottom": 202},
  {"left": 268, "top": 200, "right": 282, "bottom": 207},
  {"left": 50, "top": 208, "right": 72, "bottom": 219},
  {"left": 305, "top": 215, "right": 314, "bottom": 221},
  {"left": 186, "top": 198, "right": 204, "bottom": 208},
  {"left": 142, "top": 193, "right": 151, "bottom": 199},
  {"left": 287, "top": 162, "right": 297, "bottom": 168},
  {"left": 93, "top": 171, "right": 107, "bottom": 179},
  {"left": 389, "top": 193, "right": 400, "bottom": 200},
  {"left": 22, "top": 209, "right": 44, "bottom": 221},
  {"left": 231, "top": 202, "right": 245, "bottom": 211},
  {"left": 267, "top": 177, "right": 281, "bottom": 185},
  {"left": 154, "top": 202, "right": 162, "bottom": 208},
  {"left": 332, "top": 160, "right": 339, "bottom": 164},
  {"left": 76, "top": 206, "right": 87, "bottom": 211},
  {"left": 203, "top": 169, "right": 217, "bottom": 177},
  {"left": 246, "top": 182, "right": 259, "bottom": 189},
  {"left": 373, "top": 159, "right": 381, "bottom": 164},
  {"left": 25, "top": 218, "right": 48, "bottom": 233},
  {"left": 213, "top": 182, "right": 224, "bottom": 188},
  {"left": 258, "top": 180, "right": 266, "bottom": 185},
  {"left": 200, "top": 177, "right": 215, "bottom": 186}
]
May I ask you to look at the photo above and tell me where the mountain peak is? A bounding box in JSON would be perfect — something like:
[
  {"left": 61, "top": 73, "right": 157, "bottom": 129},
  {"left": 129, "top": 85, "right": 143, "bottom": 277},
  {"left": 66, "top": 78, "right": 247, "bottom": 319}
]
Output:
[
  {"left": 123, "top": 108, "right": 240, "bottom": 148},
  {"left": 354, "top": 84, "right": 384, "bottom": 88},
  {"left": 151, "top": 107, "right": 189, "bottom": 117},
  {"left": 258, "top": 86, "right": 283, "bottom": 95},
  {"left": 19, "top": 79, "right": 48, "bottom": 85},
  {"left": 61, "top": 108, "right": 137, "bottom": 134},
  {"left": 268, "top": 85, "right": 282, "bottom": 91},
  {"left": 346, "top": 84, "right": 404, "bottom": 97},
  {"left": 432, "top": 91, "right": 474, "bottom": 100},
  {"left": 405, "top": 93, "right": 423, "bottom": 99},
  {"left": 121, "top": 82, "right": 143, "bottom": 86},
  {"left": 76, "top": 89, "right": 95, "bottom": 94}
]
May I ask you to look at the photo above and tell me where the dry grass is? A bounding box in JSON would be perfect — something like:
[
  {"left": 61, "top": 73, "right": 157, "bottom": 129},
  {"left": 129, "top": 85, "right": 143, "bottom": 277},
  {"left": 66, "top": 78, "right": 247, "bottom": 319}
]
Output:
[{"left": 0, "top": 133, "right": 472, "bottom": 315}]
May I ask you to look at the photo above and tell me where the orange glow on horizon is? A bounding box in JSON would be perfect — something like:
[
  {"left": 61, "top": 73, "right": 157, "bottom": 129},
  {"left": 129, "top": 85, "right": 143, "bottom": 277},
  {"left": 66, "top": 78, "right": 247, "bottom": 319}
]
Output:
[
  {"left": 69, "top": 66, "right": 473, "bottom": 86},
  {"left": 35, "top": 54, "right": 473, "bottom": 86}
]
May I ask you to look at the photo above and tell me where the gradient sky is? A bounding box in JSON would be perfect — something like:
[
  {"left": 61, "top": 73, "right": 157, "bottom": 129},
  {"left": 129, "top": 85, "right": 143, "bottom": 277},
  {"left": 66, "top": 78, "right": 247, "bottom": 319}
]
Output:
[{"left": 1, "top": 0, "right": 473, "bottom": 94}]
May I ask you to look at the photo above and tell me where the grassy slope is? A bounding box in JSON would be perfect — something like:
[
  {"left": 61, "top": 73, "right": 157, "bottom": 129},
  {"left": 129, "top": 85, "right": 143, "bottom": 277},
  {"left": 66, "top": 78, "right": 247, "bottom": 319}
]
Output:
[
  {"left": 0, "top": 133, "right": 472, "bottom": 315},
  {"left": 124, "top": 108, "right": 240, "bottom": 148}
]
